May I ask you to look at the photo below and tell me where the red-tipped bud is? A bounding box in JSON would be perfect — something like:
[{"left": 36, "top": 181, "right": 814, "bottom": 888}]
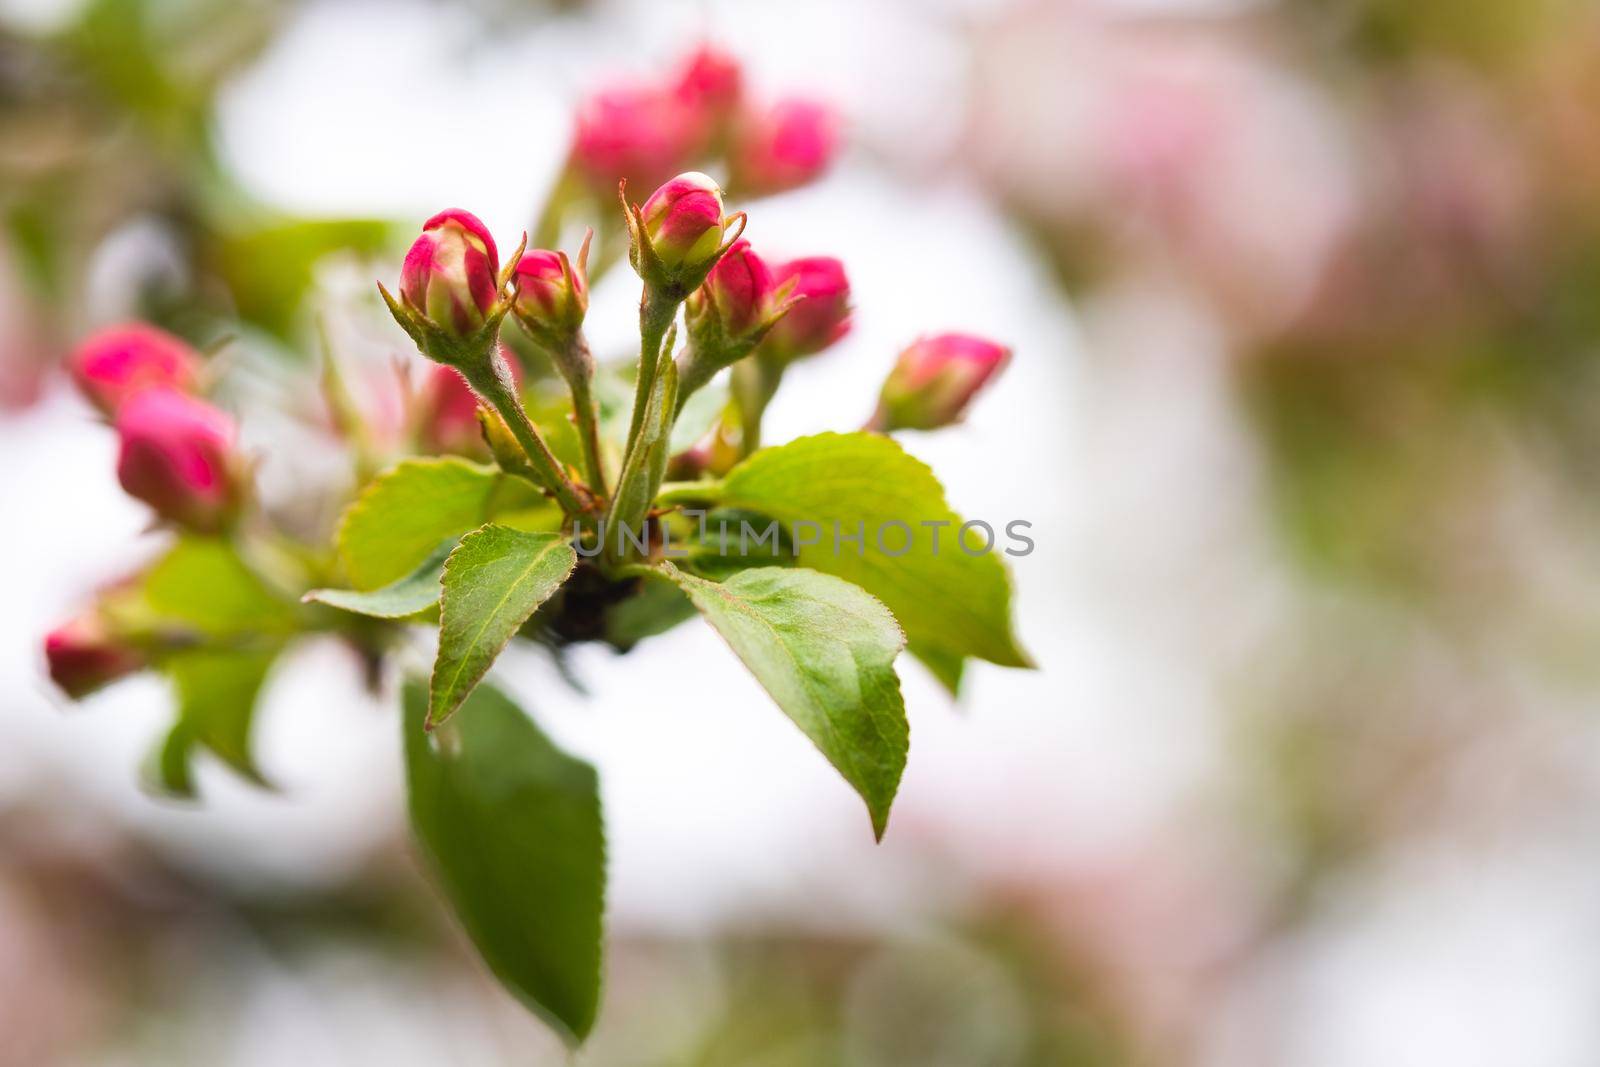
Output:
[
  {"left": 513, "top": 250, "right": 586, "bottom": 336},
  {"left": 114, "top": 388, "right": 240, "bottom": 532},
  {"left": 420, "top": 357, "right": 523, "bottom": 456},
  {"left": 672, "top": 44, "right": 743, "bottom": 125},
  {"left": 874, "top": 333, "right": 1011, "bottom": 432},
  {"left": 732, "top": 98, "right": 838, "bottom": 198},
  {"left": 640, "top": 171, "right": 728, "bottom": 270},
  {"left": 399, "top": 209, "right": 502, "bottom": 339},
  {"left": 762, "top": 257, "right": 851, "bottom": 361},
  {"left": 68, "top": 323, "right": 202, "bottom": 415},
  {"left": 572, "top": 85, "right": 700, "bottom": 192},
  {"left": 689, "top": 238, "right": 773, "bottom": 338},
  {"left": 45, "top": 612, "right": 144, "bottom": 699}
]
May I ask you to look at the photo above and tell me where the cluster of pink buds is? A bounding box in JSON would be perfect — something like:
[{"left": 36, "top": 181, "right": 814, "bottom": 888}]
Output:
[
  {"left": 385, "top": 209, "right": 592, "bottom": 515},
  {"left": 68, "top": 324, "right": 244, "bottom": 533},
  {"left": 565, "top": 45, "right": 838, "bottom": 205},
  {"left": 36, "top": 45, "right": 1027, "bottom": 1050},
  {"left": 46, "top": 323, "right": 249, "bottom": 699}
]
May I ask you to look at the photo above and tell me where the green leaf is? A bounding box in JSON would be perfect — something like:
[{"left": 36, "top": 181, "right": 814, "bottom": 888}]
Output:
[
  {"left": 669, "top": 376, "right": 727, "bottom": 454},
  {"left": 304, "top": 538, "right": 454, "bottom": 619},
  {"left": 338, "top": 457, "right": 557, "bottom": 590},
  {"left": 432, "top": 525, "right": 577, "bottom": 728},
  {"left": 911, "top": 641, "right": 966, "bottom": 698},
  {"left": 150, "top": 648, "right": 279, "bottom": 795},
  {"left": 403, "top": 680, "right": 604, "bottom": 1045},
  {"left": 601, "top": 577, "right": 698, "bottom": 651},
  {"left": 661, "top": 564, "right": 909, "bottom": 840},
  {"left": 720, "top": 432, "right": 1030, "bottom": 668},
  {"left": 143, "top": 537, "right": 296, "bottom": 636},
  {"left": 679, "top": 508, "right": 800, "bottom": 580},
  {"left": 144, "top": 721, "right": 198, "bottom": 799},
  {"left": 213, "top": 218, "right": 399, "bottom": 340}
]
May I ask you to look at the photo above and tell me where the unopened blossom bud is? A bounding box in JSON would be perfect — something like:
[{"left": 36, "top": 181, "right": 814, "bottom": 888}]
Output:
[
  {"left": 399, "top": 209, "right": 501, "bottom": 339},
  {"left": 872, "top": 333, "right": 1011, "bottom": 432},
  {"left": 572, "top": 85, "right": 699, "bottom": 191},
  {"left": 115, "top": 387, "right": 240, "bottom": 532},
  {"left": 45, "top": 612, "right": 145, "bottom": 699},
  {"left": 678, "top": 240, "right": 781, "bottom": 408},
  {"left": 672, "top": 44, "right": 743, "bottom": 127},
  {"left": 688, "top": 238, "right": 773, "bottom": 338},
  {"left": 69, "top": 322, "right": 201, "bottom": 415},
  {"left": 421, "top": 356, "right": 523, "bottom": 457},
  {"left": 732, "top": 98, "right": 838, "bottom": 198},
  {"left": 513, "top": 249, "right": 587, "bottom": 343},
  {"left": 639, "top": 172, "right": 727, "bottom": 271},
  {"left": 760, "top": 257, "right": 851, "bottom": 362}
]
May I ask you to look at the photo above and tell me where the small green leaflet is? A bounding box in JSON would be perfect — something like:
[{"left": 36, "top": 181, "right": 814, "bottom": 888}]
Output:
[
  {"left": 214, "top": 217, "right": 398, "bottom": 339},
  {"left": 403, "top": 681, "right": 604, "bottom": 1045},
  {"left": 601, "top": 577, "right": 697, "bottom": 651},
  {"left": 431, "top": 525, "right": 577, "bottom": 728},
  {"left": 720, "top": 432, "right": 1030, "bottom": 668},
  {"left": 337, "top": 457, "right": 559, "bottom": 590},
  {"left": 146, "top": 647, "right": 279, "bottom": 797},
  {"left": 303, "top": 538, "right": 454, "bottom": 619},
  {"left": 910, "top": 641, "right": 966, "bottom": 698},
  {"left": 143, "top": 537, "right": 296, "bottom": 636},
  {"left": 661, "top": 564, "right": 909, "bottom": 840}
]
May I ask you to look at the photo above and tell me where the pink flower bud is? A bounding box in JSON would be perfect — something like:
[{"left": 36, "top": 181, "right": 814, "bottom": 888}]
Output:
[
  {"left": 762, "top": 257, "right": 851, "bottom": 361},
  {"left": 68, "top": 322, "right": 201, "bottom": 415},
  {"left": 572, "top": 85, "right": 700, "bottom": 192},
  {"left": 732, "top": 98, "right": 838, "bottom": 197},
  {"left": 421, "top": 357, "right": 523, "bottom": 456},
  {"left": 513, "top": 250, "right": 586, "bottom": 335},
  {"left": 640, "top": 172, "right": 728, "bottom": 269},
  {"left": 874, "top": 333, "right": 1011, "bottom": 431},
  {"left": 45, "top": 613, "right": 144, "bottom": 699},
  {"left": 672, "top": 44, "right": 743, "bottom": 124},
  {"left": 399, "top": 209, "right": 501, "bottom": 338},
  {"left": 115, "top": 387, "right": 240, "bottom": 532},
  {"left": 689, "top": 239, "right": 773, "bottom": 337}
]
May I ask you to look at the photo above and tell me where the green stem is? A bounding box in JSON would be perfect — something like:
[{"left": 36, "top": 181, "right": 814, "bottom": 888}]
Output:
[
  {"left": 464, "top": 361, "right": 585, "bottom": 515},
  {"left": 655, "top": 480, "right": 725, "bottom": 507},
  {"left": 568, "top": 372, "right": 608, "bottom": 499},
  {"left": 614, "top": 563, "right": 666, "bottom": 583},
  {"left": 316, "top": 317, "right": 381, "bottom": 484},
  {"left": 624, "top": 288, "right": 680, "bottom": 468},
  {"left": 732, "top": 359, "right": 782, "bottom": 458},
  {"left": 861, "top": 403, "right": 890, "bottom": 434},
  {"left": 557, "top": 335, "right": 608, "bottom": 498}
]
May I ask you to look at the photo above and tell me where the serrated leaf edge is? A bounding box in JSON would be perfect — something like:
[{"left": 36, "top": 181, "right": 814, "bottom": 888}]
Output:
[
  {"left": 427, "top": 526, "right": 577, "bottom": 729},
  {"left": 660, "top": 563, "right": 910, "bottom": 840},
  {"left": 722, "top": 431, "right": 1034, "bottom": 669},
  {"left": 334, "top": 456, "right": 501, "bottom": 588}
]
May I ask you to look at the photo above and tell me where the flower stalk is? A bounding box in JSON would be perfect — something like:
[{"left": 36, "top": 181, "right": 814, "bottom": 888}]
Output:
[
  {"left": 380, "top": 215, "right": 589, "bottom": 516},
  {"left": 617, "top": 174, "right": 747, "bottom": 469}
]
